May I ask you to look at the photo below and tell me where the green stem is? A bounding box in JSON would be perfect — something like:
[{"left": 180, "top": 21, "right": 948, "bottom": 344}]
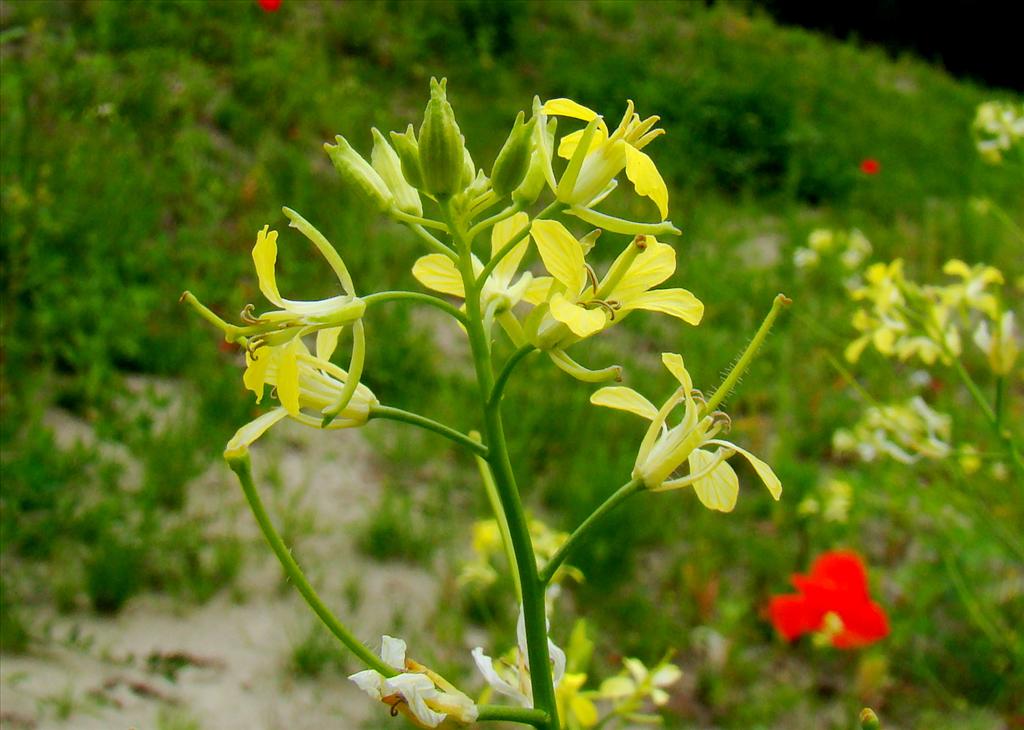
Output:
[
  {"left": 408, "top": 223, "right": 459, "bottom": 260},
  {"left": 949, "top": 356, "right": 1024, "bottom": 476},
  {"left": 443, "top": 201, "right": 560, "bottom": 730},
  {"left": 539, "top": 478, "right": 643, "bottom": 586},
  {"left": 994, "top": 376, "right": 1005, "bottom": 431},
  {"left": 472, "top": 435, "right": 522, "bottom": 603},
  {"left": 227, "top": 455, "right": 394, "bottom": 677},
  {"left": 703, "top": 294, "right": 791, "bottom": 415},
  {"left": 477, "top": 705, "right": 550, "bottom": 727},
  {"left": 467, "top": 203, "right": 522, "bottom": 243},
  {"left": 363, "top": 290, "right": 468, "bottom": 326},
  {"left": 389, "top": 207, "right": 448, "bottom": 231},
  {"left": 368, "top": 405, "right": 487, "bottom": 457},
  {"left": 489, "top": 344, "right": 537, "bottom": 409},
  {"left": 476, "top": 201, "right": 562, "bottom": 287}
]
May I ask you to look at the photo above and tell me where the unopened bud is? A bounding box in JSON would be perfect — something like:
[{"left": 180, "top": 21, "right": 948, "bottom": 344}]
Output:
[
  {"left": 324, "top": 136, "right": 393, "bottom": 213},
  {"left": 418, "top": 77, "right": 466, "bottom": 199},
  {"left": 390, "top": 124, "right": 424, "bottom": 190},
  {"left": 491, "top": 111, "right": 536, "bottom": 197},
  {"left": 513, "top": 117, "right": 556, "bottom": 206},
  {"left": 371, "top": 128, "right": 422, "bottom": 216},
  {"left": 859, "top": 708, "right": 880, "bottom": 730}
]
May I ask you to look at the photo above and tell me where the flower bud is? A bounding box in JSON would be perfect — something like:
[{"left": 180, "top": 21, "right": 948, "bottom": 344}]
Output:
[
  {"left": 324, "top": 135, "right": 394, "bottom": 213},
  {"left": 491, "top": 111, "right": 536, "bottom": 197},
  {"left": 390, "top": 124, "right": 424, "bottom": 190},
  {"left": 513, "top": 117, "right": 556, "bottom": 206},
  {"left": 418, "top": 77, "right": 466, "bottom": 199},
  {"left": 859, "top": 708, "right": 881, "bottom": 730},
  {"left": 370, "top": 128, "right": 422, "bottom": 216}
]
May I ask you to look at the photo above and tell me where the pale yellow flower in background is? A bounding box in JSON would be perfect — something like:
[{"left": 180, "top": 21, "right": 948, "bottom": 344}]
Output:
[
  {"left": 974, "top": 310, "right": 1020, "bottom": 375},
  {"left": 941, "top": 259, "right": 1004, "bottom": 318},
  {"left": 350, "top": 636, "right": 478, "bottom": 728},
  {"left": 591, "top": 353, "right": 781, "bottom": 512},
  {"left": 833, "top": 396, "right": 952, "bottom": 464},
  {"left": 973, "top": 100, "right": 1024, "bottom": 164},
  {"left": 599, "top": 657, "right": 682, "bottom": 708},
  {"left": 556, "top": 673, "right": 599, "bottom": 729},
  {"left": 526, "top": 220, "right": 703, "bottom": 347}
]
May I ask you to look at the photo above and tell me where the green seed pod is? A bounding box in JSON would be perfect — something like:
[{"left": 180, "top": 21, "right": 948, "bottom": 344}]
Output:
[
  {"left": 418, "top": 77, "right": 466, "bottom": 199},
  {"left": 324, "top": 135, "right": 393, "bottom": 213},
  {"left": 491, "top": 111, "right": 536, "bottom": 197},
  {"left": 390, "top": 124, "right": 424, "bottom": 191},
  {"left": 371, "top": 128, "right": 422, "bottom": 216}
]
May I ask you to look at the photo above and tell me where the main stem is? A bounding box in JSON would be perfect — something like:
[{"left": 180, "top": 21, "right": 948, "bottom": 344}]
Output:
[{"left": 443, "top": 200, "right": 561, "bottom": 729}]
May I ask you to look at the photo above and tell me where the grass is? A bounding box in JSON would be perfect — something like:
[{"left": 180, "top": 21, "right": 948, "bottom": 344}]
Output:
[{"left": 0, "top": 1, "right": 1021, "bottom": 727}]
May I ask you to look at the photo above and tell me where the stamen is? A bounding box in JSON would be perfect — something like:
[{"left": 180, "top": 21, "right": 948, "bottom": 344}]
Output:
[
  {"left": 632, "top": 234, "right": 648, "bottom": 250},
  {"left": 240, "top": 303, "right": 263, "bottom": 324},
  {"left": 387, "top": 697, "right": 406, "bottom": 717},
  {"left": 711, "top": 410, "right": 732, "bottom": 433},
  {"left": 584, "top": 263, "right": 599, "bottom": 294}
]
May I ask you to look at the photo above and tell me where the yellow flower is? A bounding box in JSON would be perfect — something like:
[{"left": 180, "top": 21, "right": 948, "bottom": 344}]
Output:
[
  {"left": 832, "top": 396, "right": 951, "bottom": 464},
  {"left": 591, "top": 353, "right": 781, "bottom": 512},
  {"left": 412, "top": 211, "right": 536, "bottom": 316},
  {"left": 541, "top": 99, "right": 678, "bottom": 235},
  {"left": 941, "top": 259, "right": 1004, "bottom": 319},
  {"left": 557, "top": 673, "right": 599, "bottom": 729},
  {"left": 224, "top": 335, "right": 377, "bottom": 459},
  {"left": 598, "top": 657, "right": 682, "bottom": 708},
  {"left": 526, "top": 220, "right": 703, "bottom": 348},
  {"left": 973, "top": 311, "right": 1020, "bottom": 375}
]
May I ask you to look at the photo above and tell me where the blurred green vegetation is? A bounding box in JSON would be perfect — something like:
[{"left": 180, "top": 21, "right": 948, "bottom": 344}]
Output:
[{"left": 1, "top": 1, "right": 1021, "bottom": 728}]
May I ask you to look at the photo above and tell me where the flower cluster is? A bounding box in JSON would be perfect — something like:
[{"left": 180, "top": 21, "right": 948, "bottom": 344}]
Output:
[
  {"left": 769, "top": 551, "right": 889, "bottom": 649},
  {"left": 793, "top": 227, "right": 872, "bottom": 272},
  {"left": 845, "top": 258, "right": 1017, "bottom": 371},
  {"left": 832, "top": 396, "right": 952, "bottom": 464},
  {"left": 185, "top": 78, "right": 787, "bottom": 727},
  {"left": 973, "top": 100, "right": 1024, "bottom": 164}
]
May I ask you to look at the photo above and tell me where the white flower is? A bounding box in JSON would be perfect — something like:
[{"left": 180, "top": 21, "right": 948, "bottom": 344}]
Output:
[
  {"left": 472, "top": 609, "right": 566, "bottom": 707},
  {"left": 350, "top": 635, "right": 478, "bottom": 728},
  {"left": 974, "top": 311, "right": 1020, "bottom": 375}
]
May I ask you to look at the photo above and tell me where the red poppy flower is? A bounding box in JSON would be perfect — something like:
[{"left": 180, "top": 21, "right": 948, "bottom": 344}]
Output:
[
  {"left": 258, "top": 0, "right": 281, "bottom": 11},
  {"left": 859, "top": 158, "right": 881, "bottom": 175},
  {"left": 769, "top": 551, "right": 888, "bottom": 648}
]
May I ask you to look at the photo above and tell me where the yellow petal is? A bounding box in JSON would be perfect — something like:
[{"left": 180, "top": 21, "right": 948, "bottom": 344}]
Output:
[
  {"left": 689, "top": 449, "right": 738, "bottom": 512},
  {"left": 243, "top": 347, "right": 274, "bottom": 402},
  {"left": 531, "top": 220, "right": 587, "bottom": 294},
  {"left": 844, "top": 334, "right": 870, "bottom": 363},
  {"left": 523, "top": 276, "right": 555, "bottom": 305},
  {"left": 609, "top": 240, "right": 676, "bottom": 301},
  {"left": 660, "top": 353, "right": 692, "bottom": 391},
  {"left": 625, "top": 288, "right": 704, "bottom": 325},
  {"left": 549, "top": 292, "right": 606, "bottom": 337},
  {"left": 624, "top": 145, "right": 668, "bottom": 219},
  {"left": 491, "top": 211, "right": 531, "bottom": 284},
  {"left": 276, "top": 339, "right": 302, "bottom": 416},
  {"left": 252, "top": 226, "right": 285, "bottom": 307},
  {"left": 942, "top": 259, "right": 970, "bottom": 278},
  {"left": 412, "top": 254, "right": 465, "bottom": 298},
  {"left": 224, "top": 408, "right": 289, "bottom": 459},
  {"left": 542, "top": 98, "right": 599, "bottom": 121},
  {"left": 726, "top": 443, "right": 783, "bottom": 500},
  {"left": 316, "top": 326, "right": 342, "bottom": 362},
  {"left": 590, "top": 386, "right": 659, "bottom": 420},
  {"left": 571, "top": 696, "right": 599, "bottom": 727},
  {"left": 557, "top": 126, "right": 610, "bottom": 160}
]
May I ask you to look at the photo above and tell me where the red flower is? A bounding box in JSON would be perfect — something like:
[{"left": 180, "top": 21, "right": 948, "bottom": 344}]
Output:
[
  {"left": 258, "top": 0, "right": 281, "bottom": 11},
  {"left": 859, "top": 158, "right": 881, "bottom": 175},
  {"left": 769, "top": 551, "right": 888, "bottom": 648}
]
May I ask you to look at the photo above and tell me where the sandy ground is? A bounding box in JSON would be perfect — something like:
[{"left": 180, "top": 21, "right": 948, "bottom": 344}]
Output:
[{"left": 1, "top": 406, "right": 443, "bottom": 730}]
